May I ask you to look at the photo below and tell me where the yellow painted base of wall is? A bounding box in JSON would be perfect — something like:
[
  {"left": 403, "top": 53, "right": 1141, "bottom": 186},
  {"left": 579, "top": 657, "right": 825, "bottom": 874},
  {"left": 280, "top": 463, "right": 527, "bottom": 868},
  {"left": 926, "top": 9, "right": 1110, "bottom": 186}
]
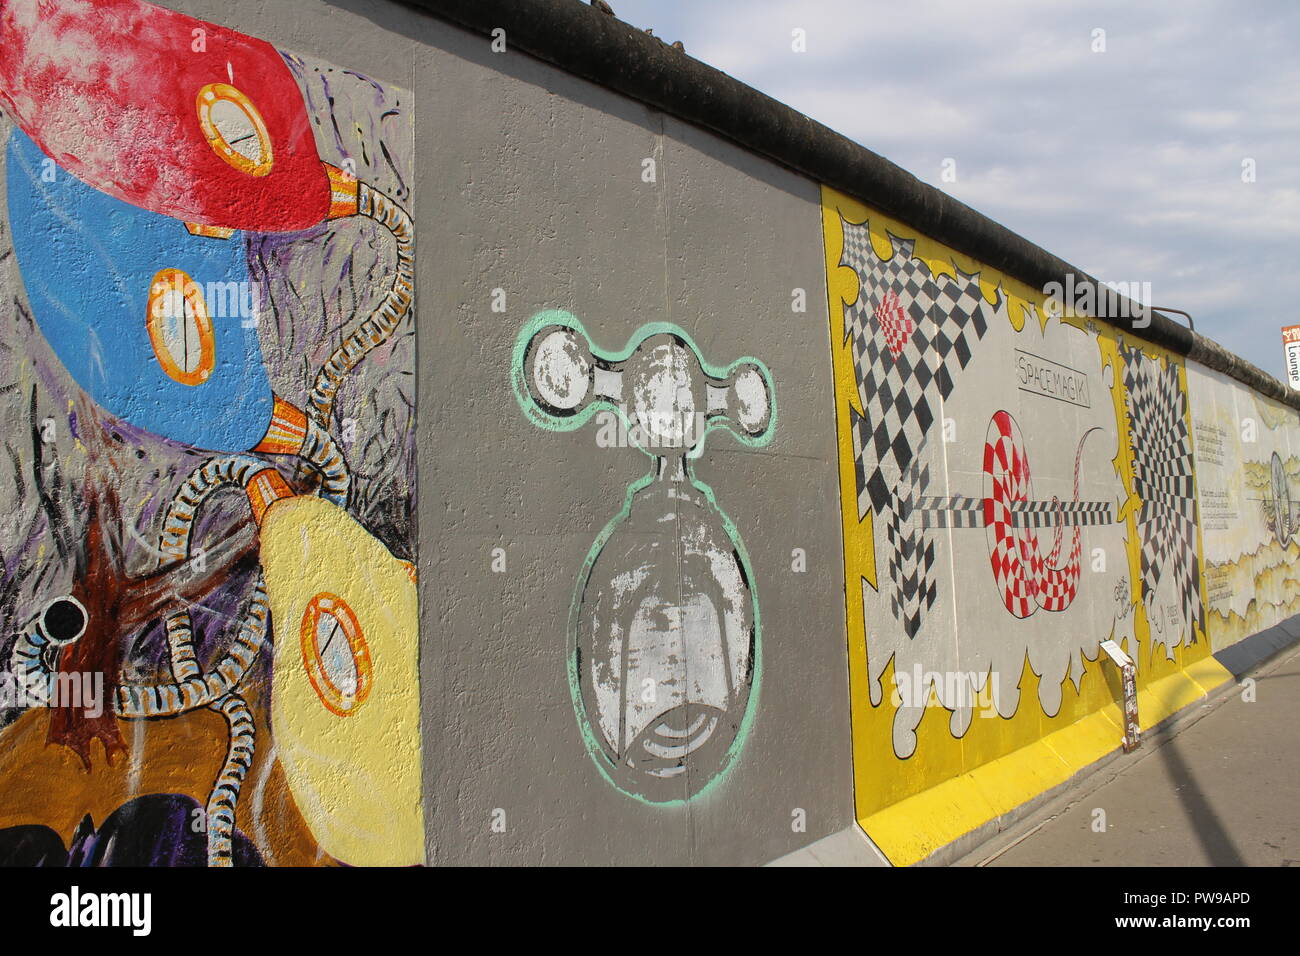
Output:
[{"left": 860, "top": 657, "right": 1234, "bottom": 866}]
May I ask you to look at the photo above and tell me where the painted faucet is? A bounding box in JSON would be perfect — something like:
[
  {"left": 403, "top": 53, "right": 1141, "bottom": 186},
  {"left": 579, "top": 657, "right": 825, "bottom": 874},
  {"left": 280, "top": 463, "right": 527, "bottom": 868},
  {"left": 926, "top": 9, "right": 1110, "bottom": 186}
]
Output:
[{"left": 514, "top": 312, "right": 775, "bottom": 802}]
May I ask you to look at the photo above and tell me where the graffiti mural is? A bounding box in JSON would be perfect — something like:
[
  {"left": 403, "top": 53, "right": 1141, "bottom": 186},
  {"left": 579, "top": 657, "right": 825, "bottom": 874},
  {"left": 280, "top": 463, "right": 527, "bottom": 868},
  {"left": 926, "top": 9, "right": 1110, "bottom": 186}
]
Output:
[
  {"left": 978, "top": 411, "right": 1106, "bottom": 619},
  {"left": 1120, "top": 341, "right": 1205, "bottom": 646},
  {"left": 512, "top": 312, "right": 774, "bottom": 803},
  {"left": 0, "top": 0, "right": 418, "bottom": 866},
  {"left": 1272, "top": 452, "right": 1295, "bottom": 546},
  {"left": 1189, "top": 364, "right": 1300, "bottom": 649},
  {"left": 821, "top": 186, "right": 1214, "bottom": 863}
]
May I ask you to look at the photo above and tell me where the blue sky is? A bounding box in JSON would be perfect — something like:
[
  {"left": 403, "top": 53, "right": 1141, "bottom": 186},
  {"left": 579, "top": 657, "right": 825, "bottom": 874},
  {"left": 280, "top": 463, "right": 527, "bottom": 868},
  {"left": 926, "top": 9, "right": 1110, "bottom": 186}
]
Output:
[{"left": 609, "top": 0, "right": 1300, "bottom": 382}]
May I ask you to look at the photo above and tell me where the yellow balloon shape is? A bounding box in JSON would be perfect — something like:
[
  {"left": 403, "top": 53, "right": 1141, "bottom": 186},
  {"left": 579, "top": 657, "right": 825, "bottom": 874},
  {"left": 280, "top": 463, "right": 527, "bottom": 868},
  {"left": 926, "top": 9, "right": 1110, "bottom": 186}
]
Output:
[{"left": 260, "top": 494, "right": 423, "bottom": 866}]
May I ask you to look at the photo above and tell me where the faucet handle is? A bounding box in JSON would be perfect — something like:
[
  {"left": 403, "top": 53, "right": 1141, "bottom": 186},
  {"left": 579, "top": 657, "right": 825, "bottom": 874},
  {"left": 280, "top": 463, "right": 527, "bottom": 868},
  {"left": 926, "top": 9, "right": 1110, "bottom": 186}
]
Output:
[
  {"left": 516, "top": 312, "right": 774, "bottom": 455},
  {"left": 705, "top": 360, "right": 773, "bottom": 441},
  {"left": 521, "top": 322, "right": 609, "bottom": 416}
]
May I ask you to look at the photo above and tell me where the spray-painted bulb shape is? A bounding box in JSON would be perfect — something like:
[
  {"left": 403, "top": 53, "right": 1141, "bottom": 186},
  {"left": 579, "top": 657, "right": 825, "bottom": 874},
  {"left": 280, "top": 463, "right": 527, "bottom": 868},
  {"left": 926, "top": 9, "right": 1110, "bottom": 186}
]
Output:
[
  {"left": 5, "top": 129, "right": 278, "bottom": 451},
  {"left": 517, "top": 315, "right": 775, "bottom": 803},
  {"left": 239, "top": 468, "right": 422, "bottom": 865},
  {"left": 6, "top": 131, "right": 358, "bottom": 489}
]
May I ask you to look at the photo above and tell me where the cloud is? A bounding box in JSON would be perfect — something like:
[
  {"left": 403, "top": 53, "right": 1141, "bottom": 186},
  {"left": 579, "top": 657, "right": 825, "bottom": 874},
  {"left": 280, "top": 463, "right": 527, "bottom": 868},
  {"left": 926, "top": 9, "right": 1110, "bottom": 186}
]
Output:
[{"left": 612, "top": 0, "right": 1300, "bottom": 378}]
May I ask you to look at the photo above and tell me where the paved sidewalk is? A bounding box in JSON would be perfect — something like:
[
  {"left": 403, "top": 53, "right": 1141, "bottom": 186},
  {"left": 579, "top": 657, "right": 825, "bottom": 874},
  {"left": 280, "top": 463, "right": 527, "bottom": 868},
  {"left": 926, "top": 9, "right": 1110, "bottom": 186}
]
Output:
[{"left": 960, "top": 643, "right": 1300, "bottom": 867}]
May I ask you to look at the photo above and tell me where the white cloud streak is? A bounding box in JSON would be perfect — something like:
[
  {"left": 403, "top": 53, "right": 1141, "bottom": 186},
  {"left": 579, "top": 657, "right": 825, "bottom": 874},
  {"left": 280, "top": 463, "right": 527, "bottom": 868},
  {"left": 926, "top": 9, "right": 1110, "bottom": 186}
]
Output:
[{"left": 612, "top": 0, "right": 1300, "bottom": 378}]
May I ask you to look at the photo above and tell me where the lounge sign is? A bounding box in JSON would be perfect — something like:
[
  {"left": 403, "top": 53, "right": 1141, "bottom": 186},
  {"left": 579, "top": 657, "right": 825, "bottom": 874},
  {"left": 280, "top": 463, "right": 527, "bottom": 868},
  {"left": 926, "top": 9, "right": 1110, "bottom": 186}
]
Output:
[{"left": 1285, "top": 325, "right": 1300, "bottom": 391}]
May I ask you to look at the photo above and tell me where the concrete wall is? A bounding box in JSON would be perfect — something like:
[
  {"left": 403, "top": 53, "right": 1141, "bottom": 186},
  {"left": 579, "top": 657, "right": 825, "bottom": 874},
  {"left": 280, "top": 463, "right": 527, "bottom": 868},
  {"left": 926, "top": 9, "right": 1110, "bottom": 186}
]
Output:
[
  {"left": 1188, "top": 364, "right": 1300, "bottom": 649},
  {"left": 821, "top": 189, "right": 1298, "bottom": 864},
  {"left": 419, "top": 17, "right": 851, "bottom": 865},
  {"left": 0, "top": 0, "right": 1294, "bottom": 867}
]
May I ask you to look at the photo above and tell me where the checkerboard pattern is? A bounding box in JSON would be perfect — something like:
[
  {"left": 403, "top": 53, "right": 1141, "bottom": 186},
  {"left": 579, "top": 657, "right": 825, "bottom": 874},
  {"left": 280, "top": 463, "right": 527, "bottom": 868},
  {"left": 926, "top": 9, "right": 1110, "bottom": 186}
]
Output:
[
  {"left": 916, "top": 497, "right": 1113, "bottom": 529},
  {"left": 886, "top": 445, "right": 937, "bottom": 638},
  {"left": 917, "top": 495, "right": 985, "bottom": 529},
  {"left": 1010, "top": 499, "right": 1113, "bottom": 528},
  {"left": 1122, "top": 345, "right": 1204, "bottom": 636},
  {"left": 874, "top": 290, "right": 914, "bottom": 357},
  {"left": 840, "top": 217, "right": 990, "bottom": 522}
]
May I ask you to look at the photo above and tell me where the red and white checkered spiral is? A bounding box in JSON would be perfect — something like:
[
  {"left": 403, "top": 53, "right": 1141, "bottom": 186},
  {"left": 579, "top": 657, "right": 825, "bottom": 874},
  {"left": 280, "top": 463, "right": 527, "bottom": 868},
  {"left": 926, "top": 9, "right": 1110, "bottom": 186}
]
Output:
[{"left": 983, "top": 411, "right": 1098, "bottom": 618}]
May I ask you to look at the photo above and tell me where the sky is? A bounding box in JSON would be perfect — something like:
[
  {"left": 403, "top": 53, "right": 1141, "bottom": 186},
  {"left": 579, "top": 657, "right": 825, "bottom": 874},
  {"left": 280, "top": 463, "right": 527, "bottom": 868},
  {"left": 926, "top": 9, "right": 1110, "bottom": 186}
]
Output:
[{"left": 608, "top": 0, "right": 1300, "bottom": 382}]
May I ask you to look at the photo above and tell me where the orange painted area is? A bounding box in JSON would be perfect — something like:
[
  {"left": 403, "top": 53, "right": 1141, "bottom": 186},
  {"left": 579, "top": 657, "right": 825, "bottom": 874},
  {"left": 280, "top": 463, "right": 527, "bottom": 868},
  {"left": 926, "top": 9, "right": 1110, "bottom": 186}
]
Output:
[{"left": 0, "top": 708, "right": 335, "bottom": 866}]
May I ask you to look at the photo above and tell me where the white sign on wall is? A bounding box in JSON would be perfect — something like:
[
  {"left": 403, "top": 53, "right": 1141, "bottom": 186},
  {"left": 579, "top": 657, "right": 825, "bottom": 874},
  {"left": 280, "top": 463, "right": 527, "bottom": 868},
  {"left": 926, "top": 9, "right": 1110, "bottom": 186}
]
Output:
[
  {"left": 1100, "top": 640, "right": 1140, "bottom": 753},
  {"left": 1285, "top": 325, "right": 1300, "bottom": 391}
]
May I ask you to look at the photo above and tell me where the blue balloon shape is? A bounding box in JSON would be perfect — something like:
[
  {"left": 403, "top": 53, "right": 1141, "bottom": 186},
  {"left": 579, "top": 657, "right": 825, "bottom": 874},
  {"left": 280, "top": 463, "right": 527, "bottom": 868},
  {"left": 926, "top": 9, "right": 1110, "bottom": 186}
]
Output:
[{"left": 5, "top": 130, "right": 274, "bottom": 452}]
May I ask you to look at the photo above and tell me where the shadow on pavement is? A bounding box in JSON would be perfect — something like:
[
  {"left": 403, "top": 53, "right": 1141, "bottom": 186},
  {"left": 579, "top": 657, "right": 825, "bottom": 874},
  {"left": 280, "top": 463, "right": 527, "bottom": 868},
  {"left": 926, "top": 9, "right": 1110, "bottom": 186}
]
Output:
[{"left": 1157, "top": 736, "right": 1246, "bottom": 866}]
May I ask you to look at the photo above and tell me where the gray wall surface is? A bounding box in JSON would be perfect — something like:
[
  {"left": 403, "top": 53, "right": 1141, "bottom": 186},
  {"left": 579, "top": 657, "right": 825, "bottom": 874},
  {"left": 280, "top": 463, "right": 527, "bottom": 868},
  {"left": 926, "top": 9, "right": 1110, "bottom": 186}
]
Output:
[
  {"left": 160, "top": 0, "right": 855, "bottom": 865},
  {"left": 4, "top": 0, "right": 1292, "bottom": 870}
]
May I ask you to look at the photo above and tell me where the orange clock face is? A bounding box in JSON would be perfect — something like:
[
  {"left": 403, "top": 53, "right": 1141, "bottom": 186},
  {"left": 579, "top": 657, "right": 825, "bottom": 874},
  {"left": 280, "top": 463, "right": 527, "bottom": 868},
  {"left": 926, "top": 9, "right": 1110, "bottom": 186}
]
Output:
[
  {"left": 146, "top": 268, "right": 216, "bottom": 386},
  {"left": 299, "top": 592, "right": 374, "bottom": 717},
  {"left": 196, "top": 83, "right": 274, "bottom": 178}
]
